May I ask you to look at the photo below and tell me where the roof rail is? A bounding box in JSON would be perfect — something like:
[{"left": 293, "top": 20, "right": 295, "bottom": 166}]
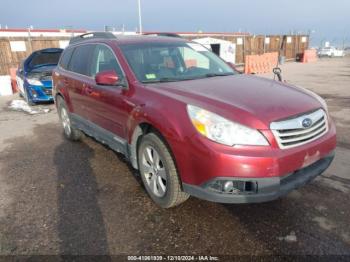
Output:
[
  {"left": 69, "top": 32, "right": 117, "bottom": 44},
  {"left": 143, "top": 32, "right": 182, "bottom": 38}
]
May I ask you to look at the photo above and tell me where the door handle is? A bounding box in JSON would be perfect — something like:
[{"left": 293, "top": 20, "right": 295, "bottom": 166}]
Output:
[{"left": 84, "top": 85, "right": 93, "bottom": 94}]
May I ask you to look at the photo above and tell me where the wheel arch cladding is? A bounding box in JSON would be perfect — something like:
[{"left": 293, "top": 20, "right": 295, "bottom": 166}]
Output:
[
  {"left": 128, "top": 121, "right": 180, "bottom": 174},
  {"left": 55, "top": 87, "right": 73, "bottom": 112},
  {"left": 127, "top": 102, "right": 186, "bottom": 169}
]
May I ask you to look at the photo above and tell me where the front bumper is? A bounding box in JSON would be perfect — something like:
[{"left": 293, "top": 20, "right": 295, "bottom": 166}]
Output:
[
  {"left": 183, "top": 151, "right": 335, "bottom": 203},
  {"left": 25, "top": 83, "right": 53, "bottom": 102}
]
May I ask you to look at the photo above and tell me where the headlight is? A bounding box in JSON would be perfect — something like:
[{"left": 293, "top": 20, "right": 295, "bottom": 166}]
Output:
[
  {"left": 187, "top": 105, "right": 269, "bottom": 146},
  {"left": 27, "top": 78, "right": 43, "bottom": 86}
]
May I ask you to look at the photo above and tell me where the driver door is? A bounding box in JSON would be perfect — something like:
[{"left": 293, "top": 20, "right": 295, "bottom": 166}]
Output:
[{"left": 83, "top": 44, "right": 129, "bottom": 140}]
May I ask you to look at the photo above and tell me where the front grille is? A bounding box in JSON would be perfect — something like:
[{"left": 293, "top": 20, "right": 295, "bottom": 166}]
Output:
[{"left": 270, "top": 109, "right": 328, "bottom": 149}]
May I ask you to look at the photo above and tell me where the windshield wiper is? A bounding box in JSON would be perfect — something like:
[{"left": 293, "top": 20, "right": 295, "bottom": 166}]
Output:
[
  {"left": 141, "top": 78, "right": 176, "bottom": 83},
  {"left": 142, "top": 77, "right": 194, "bottom": 83},
  {"left": 159, "top": 77, "right": 184, "bottom": 82},
  {"left": 141, "top": 73, "right": 234, "bottom": 84},
  {"left": 204, "top": 72, "right": 235, "bottom": 77}
]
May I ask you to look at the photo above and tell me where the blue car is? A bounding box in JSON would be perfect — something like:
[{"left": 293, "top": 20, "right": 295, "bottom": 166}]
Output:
[{"left": 16, "top": 48, "right": 63, "bottom": 105}]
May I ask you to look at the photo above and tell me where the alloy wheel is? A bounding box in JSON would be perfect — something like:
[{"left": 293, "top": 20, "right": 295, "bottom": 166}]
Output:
[
  {"left": 141, "top": 146, "right": 167, "bottom": 197},
  {"left": 60, "top": 107, "right": 71, "bottom": 136}
]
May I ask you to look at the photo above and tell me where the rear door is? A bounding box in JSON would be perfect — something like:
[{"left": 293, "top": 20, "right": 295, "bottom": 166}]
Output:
[
  {"left": 83, "top": 43, "right": 128, "bottom": 140},
  {"left": 54, "top": 47, "right": 74, "bottom": 104},
  {"left": 65, "top": 44, "right": 95, "bottom": 120}
]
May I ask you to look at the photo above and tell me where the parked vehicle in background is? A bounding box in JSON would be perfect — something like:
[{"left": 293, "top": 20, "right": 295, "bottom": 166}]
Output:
[
  {"left": 16, "top": 48, "right": 63, "bottom": 105},
  {"left": 344, "top": 47, "right": 350, "bottom": 56},
  {"left": 53, "top": 32, "right": 336, "bottom": 208},
  {"left": 318, "top": 46, "right": 345, "bottom": 57}
]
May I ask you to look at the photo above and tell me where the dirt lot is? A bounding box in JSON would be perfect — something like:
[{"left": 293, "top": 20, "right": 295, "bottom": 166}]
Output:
[{"left": 0, "top": 56, "right": 349, "bottom": 257}]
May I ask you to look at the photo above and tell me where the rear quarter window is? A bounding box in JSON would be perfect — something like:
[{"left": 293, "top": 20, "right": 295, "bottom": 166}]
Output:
[
  {"left": 68, "top": 44, "right": 95, "bottom": 76},
  {"left": 59, "top": 48, "right": 74, "bottom": 70}
]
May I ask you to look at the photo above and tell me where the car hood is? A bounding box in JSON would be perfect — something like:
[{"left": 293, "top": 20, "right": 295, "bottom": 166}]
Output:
[{"left": 148, "top": 75, "right": 323, "bottom": 129}]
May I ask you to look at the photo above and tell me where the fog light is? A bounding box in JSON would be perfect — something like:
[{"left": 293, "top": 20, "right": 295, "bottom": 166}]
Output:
[
  {"left": 224, "top": 181, "right": 241, "bottom": 194},
  {"left": 206, "top": 179, "right": 257, "bottom": 195},
  {"left": 30, "top": 89, "right": 38, "bottom": 97},
  {"left": 223, "top": 181, "right": 233, "bottom": 192}
]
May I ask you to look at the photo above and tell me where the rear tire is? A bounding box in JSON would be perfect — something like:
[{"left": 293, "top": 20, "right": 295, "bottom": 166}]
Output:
[
  {"left": 138, "top": 132, "right": 189, "bottom": 208},
  {"left": 56, "top": 96, "right": 83, "bottom": 141}
]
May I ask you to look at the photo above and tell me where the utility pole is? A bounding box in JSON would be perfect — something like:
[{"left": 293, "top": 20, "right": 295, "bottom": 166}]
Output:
[
  {"left": 138, "top": 0, "right": 142, "bottom": 34},
  {"left": 27, "top": 27, "right": 33, "bottom": 53}
]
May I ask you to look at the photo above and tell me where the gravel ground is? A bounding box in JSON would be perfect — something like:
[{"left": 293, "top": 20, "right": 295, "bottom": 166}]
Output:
[{"left": 0, "top": 56, "right": 349, "bottom": 257}]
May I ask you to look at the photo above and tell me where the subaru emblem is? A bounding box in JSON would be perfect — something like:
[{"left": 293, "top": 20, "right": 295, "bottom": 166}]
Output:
[{"left": 302, "top": 118, "right": 312, "bottom": 128}]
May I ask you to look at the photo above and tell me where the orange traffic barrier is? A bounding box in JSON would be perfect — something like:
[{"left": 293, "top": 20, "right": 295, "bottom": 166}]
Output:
[
  {"left": 244, "top": 52, "right": 278, "bottom": 74},
  {"left": 9, "top": 67, "right": 18, "bottom": 93},
  {"left": 302, "top": 49, "right": 317, "bottom": 63}
]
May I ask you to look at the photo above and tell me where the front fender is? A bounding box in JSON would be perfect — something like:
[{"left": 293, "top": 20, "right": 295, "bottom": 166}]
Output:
[
  {"left": 128, "top": 107, "right": 183, "bottom": 143},
  {"left": 126, "top": 99, "right": 192, "bottom": 173}
]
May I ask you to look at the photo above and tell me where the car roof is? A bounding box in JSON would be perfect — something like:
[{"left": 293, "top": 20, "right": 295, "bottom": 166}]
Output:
[
  {"left": 115, "top": 35, "right": 188, "bottom": 44},
  {"left": 68, "top": 34, "right": 188, "bottom": 47}
]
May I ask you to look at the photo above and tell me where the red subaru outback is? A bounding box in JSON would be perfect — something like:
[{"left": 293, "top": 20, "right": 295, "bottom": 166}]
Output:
[{"left": 52, "top": 32, "right": 336, "bottom": 208}]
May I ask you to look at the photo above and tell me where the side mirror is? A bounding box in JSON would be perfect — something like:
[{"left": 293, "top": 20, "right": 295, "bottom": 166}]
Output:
[
  {"left": 95, "top": 70, "right": 119, "bottom": 86},
  {"left": 227, "top": 62, "right": 243, "bottom": 74}
]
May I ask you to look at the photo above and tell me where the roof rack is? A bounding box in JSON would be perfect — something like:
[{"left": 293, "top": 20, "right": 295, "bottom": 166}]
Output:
[
  {"left": 143, "top": 32, "right": 182, "bottom": 38},
  {"left": 69, "top": 32, "right": 117, "bottom": 44}
]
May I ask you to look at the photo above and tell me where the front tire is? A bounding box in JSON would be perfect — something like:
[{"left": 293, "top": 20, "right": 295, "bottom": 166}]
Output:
[
  {"left": 57, "top": 96, "right": 83, "bottom": 141},
  {"left": 138, "top": 132, "right": 189, "bottom": 208}
]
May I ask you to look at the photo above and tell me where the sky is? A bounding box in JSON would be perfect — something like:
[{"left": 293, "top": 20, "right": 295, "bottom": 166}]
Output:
[{"left": 1, "top": 0, "right": 350, "bottom": 46}]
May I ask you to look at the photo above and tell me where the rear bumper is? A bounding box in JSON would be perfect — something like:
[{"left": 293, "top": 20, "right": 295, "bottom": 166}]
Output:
[{"left": 183, "top": 151, "right": 334, "bottom": 203}]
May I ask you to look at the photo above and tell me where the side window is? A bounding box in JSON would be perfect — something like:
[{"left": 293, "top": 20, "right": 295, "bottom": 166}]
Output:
[
  {"left": 90, "top": 45, "right": 123, "bottom": 78},
  {"left": 69, "top": 44, "right": 94, "bottom": 76},
  {"left": 59, "top": 47, "right": 74, "bottom": 70}
]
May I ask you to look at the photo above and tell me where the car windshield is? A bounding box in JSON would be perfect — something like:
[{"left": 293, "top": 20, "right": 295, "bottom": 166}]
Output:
[
  {"left": 119, "top": 41, "right": 235, "bottom": 83},
  {"left": 29, "top": 51, "right": 62, "bottom": 69}
]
